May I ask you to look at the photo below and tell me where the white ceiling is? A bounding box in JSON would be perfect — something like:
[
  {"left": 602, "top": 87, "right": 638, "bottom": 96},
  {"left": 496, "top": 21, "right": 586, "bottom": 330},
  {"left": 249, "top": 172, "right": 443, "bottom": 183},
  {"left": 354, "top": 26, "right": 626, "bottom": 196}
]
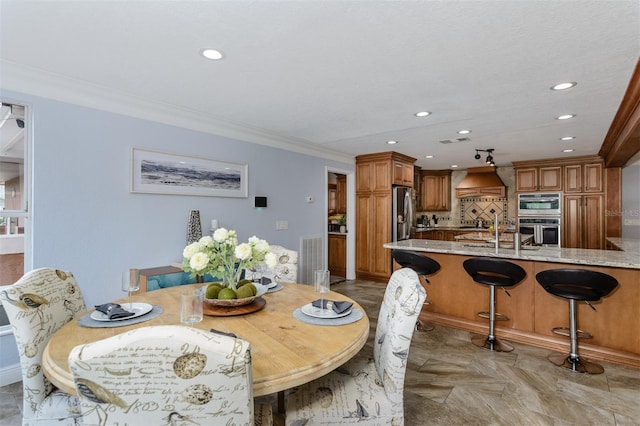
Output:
[{"left": 1, "top": 0, "right": 638, "bottom": 170}]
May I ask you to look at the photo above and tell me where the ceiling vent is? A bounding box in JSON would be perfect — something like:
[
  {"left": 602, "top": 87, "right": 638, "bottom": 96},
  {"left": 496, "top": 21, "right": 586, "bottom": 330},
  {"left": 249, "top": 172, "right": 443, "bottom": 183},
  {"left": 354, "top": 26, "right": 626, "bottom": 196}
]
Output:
[{"left": 439, "top": 137, "right": 470, "bottom": 144}]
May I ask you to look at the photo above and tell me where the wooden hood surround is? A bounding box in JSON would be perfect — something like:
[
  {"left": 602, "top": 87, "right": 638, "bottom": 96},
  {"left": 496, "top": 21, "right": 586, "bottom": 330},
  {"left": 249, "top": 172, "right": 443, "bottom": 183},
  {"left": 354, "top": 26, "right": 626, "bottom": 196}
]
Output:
[{"left": 455, "top": 166, "right": 506, "bottom": 198}]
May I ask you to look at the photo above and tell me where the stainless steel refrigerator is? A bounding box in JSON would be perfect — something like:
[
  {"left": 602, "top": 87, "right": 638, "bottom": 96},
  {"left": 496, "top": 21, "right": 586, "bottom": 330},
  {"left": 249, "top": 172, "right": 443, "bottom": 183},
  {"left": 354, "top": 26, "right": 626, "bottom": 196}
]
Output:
[{"left": 392, "top": 186, "right": 415, "bottom": 241}]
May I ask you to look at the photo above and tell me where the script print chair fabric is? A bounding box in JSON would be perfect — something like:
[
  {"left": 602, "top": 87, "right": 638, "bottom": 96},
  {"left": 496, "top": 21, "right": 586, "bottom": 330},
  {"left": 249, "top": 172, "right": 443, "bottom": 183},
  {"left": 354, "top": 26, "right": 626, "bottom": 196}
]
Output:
[
  {"left": 0, "top": 268, "right": 86, "bottom": 425},
  {"left": 285, "top": 268, "right": 425, "bottom": 425},
  {"left": 68, "top": 325, "right": 273, "bottom": 426},
  {"left": 246, "top": 245, "right": 299, "bottom": 283}
]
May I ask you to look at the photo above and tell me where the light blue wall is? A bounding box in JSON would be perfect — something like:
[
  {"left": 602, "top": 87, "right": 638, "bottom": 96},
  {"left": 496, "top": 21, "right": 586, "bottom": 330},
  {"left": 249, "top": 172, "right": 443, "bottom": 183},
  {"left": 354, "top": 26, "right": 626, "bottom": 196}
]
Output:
[{"left": 6, "top": 90, "right": 353, "bottom": 307}]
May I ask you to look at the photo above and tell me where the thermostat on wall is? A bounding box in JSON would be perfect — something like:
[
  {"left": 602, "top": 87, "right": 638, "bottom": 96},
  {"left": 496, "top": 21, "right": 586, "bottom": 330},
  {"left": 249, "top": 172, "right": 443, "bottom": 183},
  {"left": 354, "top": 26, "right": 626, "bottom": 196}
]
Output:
[{"left": 255, "top": 196, "right": 267, "bottom": 208}]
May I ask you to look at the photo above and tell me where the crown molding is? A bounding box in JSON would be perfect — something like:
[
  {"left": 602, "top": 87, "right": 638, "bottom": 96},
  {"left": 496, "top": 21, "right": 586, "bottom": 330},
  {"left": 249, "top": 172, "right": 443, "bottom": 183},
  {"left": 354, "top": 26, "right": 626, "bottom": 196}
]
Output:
[
  {"left": 599, "top": 58, "right": 640, "bottom": 167},
  {"left": 0, "top": 60, "right": 354, "bottom": 164}
]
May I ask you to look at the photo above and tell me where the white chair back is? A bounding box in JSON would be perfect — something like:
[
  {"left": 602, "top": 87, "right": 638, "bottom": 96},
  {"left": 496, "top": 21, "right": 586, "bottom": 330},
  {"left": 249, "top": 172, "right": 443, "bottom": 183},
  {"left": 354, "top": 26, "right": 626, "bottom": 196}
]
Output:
[
  {"left": 0, "top": 268, "right": 85, "bottom": 424},
  {"left": 284, "top": 267, "right": 425, "bottom": 425},
  {"left": 373, "top": 267, "right": 425, "bottom": 404},
  {"left": 68, "top": 325, "right": 255, "bottom": 425}
]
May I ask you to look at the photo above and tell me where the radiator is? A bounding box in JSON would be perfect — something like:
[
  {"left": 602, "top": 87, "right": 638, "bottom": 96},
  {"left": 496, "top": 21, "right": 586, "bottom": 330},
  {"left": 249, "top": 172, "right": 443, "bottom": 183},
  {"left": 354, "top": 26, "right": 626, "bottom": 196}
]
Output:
[{"left": 299, "top": 236, "right": 323, "bottom": 284}]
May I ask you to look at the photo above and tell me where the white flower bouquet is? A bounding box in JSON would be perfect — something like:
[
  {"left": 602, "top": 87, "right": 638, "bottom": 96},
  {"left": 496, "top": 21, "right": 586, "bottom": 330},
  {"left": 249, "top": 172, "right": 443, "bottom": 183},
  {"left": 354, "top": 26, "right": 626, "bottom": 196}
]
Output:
[{"left": 182, "top": 228, "right": 278, "bottom": 291}]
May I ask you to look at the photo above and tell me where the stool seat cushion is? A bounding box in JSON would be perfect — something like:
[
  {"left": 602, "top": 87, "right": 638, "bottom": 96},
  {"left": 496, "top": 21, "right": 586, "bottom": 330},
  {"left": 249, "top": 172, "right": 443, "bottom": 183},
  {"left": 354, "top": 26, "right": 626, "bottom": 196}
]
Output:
[
  {"left": 540, "top": 283, "right": 601, "bottom": 301},
  {"left": 472, "top": 274, "right": 521, "bottom": 288},
  {"left": 536, "top": 269, "right": 618, "bottom": 301},
  {"left": 463, "top": 257, "right": 526, "bottom": 288},
  {"left": 392, "top": 250, "right": 440, "bottom": 276}
]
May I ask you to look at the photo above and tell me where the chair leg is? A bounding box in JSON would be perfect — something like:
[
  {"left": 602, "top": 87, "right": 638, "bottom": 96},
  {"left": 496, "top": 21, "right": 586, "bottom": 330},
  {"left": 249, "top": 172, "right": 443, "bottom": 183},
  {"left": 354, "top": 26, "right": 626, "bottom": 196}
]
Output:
[
  {"left": 277, "top": 390, "right": 285, "bottom": 414},
  {"left": 547, "top": 299, "right": 604, "bottom": 374},
  {"left": 472, "top": 285, "right": 514, "bottom": 352}
]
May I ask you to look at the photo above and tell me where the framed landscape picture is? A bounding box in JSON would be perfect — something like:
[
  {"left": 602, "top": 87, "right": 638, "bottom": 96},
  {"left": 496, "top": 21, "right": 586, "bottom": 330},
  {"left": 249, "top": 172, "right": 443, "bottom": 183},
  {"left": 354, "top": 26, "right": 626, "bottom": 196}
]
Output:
[{"left": 130, "top": 147, "right": 248, "bottom": 198}]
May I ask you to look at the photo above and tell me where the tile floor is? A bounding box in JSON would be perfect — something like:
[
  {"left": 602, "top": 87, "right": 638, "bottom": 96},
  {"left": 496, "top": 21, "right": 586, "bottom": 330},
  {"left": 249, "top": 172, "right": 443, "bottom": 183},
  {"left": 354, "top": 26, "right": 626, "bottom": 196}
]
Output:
[{"left": 2, "top": 279, "right": 639, "bottom": 425}]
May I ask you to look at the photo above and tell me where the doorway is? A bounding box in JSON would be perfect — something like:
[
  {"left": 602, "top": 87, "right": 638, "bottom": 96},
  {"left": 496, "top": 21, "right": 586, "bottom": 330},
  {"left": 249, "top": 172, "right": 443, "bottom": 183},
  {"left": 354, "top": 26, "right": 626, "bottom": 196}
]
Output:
[
  {"left": 326, "top": 168, "right": 354, "bottom": 284},
  {"left": 0, "top": 101, "right": 28, "bottom": 286}
]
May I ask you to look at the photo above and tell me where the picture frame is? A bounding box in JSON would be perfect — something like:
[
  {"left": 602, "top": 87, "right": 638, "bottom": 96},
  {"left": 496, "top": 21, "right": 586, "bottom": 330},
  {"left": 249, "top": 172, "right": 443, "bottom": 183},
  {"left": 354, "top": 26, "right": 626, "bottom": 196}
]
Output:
[{"left": 130, "top": 147, "right": 248, "bottom": 198}]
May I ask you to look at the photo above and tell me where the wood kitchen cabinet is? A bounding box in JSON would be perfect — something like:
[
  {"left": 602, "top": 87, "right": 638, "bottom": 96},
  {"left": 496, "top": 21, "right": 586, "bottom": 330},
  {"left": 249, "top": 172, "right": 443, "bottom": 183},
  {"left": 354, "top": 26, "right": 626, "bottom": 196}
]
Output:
[
  {"left": 419, "top": 170, "right": 451, "bottom": 211},
  {"left": 515, "top": 166, "right": 562, "bottom": 192},
  {"left": 416, "top": 229, "right": 463, "bottom": 241},
  {"left": 515, "top": 156, "right": 607, "bottom": 249},
  {"left": 355, "top": 152, "right": 416, "bottom": 282},
  {"left": 328, "top": 233, "right": 346, "bottom": 277},
  {"left": 563, "top": 162, "right": 603, "bottom": 193},
  {"left": 563, "top": 194, "right": 605, "bottom": 249},
  {"left": 393, "top": 160, "right": 414, "bottom": 187}
]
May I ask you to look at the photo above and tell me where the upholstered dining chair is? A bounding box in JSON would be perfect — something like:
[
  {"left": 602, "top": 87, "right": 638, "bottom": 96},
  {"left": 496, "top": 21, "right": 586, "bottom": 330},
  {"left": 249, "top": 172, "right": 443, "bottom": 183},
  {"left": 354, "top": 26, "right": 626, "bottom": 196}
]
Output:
[
  {"left": 0, "top": 268, "right": 86, "bottom": 425},
  {"left": 285, "top": 267, "right": 425, "bottom": 425},
  {"left": 246, "top": 245, "right": 299, "bottom": 283},
  {"left": 68, "top": 325, "right": 273, "bottom": 426}
]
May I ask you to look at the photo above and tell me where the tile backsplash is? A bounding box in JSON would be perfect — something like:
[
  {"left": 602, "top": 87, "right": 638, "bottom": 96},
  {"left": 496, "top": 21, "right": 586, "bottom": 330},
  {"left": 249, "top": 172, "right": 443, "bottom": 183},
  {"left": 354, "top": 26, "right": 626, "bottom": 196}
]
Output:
[{"left": 460, "top": 197, "right": 508, "bottom": 226}]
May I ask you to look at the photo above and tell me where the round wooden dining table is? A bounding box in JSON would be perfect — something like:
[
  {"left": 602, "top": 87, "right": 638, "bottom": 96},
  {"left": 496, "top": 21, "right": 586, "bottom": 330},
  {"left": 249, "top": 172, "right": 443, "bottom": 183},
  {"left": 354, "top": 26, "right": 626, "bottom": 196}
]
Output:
[{"left": 42, "top": 282, "right": 369, "bottom": 397}]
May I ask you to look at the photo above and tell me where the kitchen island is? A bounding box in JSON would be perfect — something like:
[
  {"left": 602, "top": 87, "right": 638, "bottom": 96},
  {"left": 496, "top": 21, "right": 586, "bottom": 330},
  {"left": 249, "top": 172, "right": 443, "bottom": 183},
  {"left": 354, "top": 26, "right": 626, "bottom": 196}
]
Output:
[{"left": 383, "top": 238, "right": 640, "bottom": 367}]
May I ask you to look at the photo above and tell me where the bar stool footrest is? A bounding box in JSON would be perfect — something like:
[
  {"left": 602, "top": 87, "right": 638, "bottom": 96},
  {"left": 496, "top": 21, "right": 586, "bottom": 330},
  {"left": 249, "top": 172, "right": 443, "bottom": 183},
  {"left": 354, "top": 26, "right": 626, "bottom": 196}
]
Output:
[
  {"left": 477, "top": 311, "right": 509, "bottom": 321},
  {"left": 551, "top": 326, "right": 592, "bottom": 339}
]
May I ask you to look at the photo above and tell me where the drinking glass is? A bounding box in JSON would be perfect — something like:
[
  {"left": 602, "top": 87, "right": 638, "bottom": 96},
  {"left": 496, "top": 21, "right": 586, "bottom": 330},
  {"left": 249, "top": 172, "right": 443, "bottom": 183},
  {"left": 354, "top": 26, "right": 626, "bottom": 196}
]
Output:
[
  {"left": 121, "top": 269, "right": 140, "bottom": 310},
  {"left": 180, "top": 289, "right": 203, "bottom": 326},
  {"left": 314, "top": 270, "right": 331, "bottom": 316}
]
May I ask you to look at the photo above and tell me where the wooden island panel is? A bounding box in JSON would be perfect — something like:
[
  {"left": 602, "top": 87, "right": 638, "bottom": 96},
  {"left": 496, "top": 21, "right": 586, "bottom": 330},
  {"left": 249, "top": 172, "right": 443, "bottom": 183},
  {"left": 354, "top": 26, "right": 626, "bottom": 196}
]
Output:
[{"left": 406, "top": 252, "right": 639, "bottom": 368}]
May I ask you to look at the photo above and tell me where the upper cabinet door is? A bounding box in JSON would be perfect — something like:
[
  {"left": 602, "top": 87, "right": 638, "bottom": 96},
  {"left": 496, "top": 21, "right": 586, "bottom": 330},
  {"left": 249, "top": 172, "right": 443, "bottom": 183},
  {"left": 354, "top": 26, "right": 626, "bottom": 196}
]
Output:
[
  {"left": 538, "top": 166, "right": 562, "bottom": 191},
  {"left": 515, "top": 168, "right": 538, "bottom": 192},
  {"left": 393, "top": 161, "right": 414, "bottom": 187},
  {"left": 564, "top": 165, "right": 582, "bottom": 193},
  {"left": 583, "top": 163, "right": 603, "bottom": 193},
  {"left": 564, "top": 162, "right": 603, "bottom": 193},
  {"left": 516, "top": 166, "right": 561, "bottom": 192}
]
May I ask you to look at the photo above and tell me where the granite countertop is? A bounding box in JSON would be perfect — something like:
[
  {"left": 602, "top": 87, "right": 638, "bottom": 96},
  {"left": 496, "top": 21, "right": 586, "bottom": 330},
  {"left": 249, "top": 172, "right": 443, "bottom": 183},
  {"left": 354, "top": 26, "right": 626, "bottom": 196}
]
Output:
[
  {"left": 383, "top": 238, "right": 640, "bottom": 270},
  {"left": 414, "top": 226, "right": 517, "bottom": 232},
  {"left": 453, "top": 231, "right": 524, "bottom": 243},
  {"left": 328, "top": 231, "right": 348, "bottom": 236}
]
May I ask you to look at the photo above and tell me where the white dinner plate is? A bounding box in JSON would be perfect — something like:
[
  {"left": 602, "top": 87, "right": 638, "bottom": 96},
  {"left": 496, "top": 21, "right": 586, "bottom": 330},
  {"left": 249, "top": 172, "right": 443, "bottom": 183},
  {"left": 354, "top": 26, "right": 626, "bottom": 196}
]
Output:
[
  {"left": 300, "top": 303, "right": 352, "bottom": 319},
  {"left": 90, "top": 302, "right": 153, "bottom": 322},
  {"left": 259, "top": 278, "right": 278, "bottom": 289}
]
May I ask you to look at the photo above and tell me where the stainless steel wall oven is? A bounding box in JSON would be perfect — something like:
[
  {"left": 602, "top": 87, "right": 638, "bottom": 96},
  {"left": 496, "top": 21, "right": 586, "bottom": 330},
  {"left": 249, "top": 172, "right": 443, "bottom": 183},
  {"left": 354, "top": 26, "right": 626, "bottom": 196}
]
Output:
[
  {"left": 518, "top": 217, "right": 561, "bottom": 247},
  {"left": 518, "top": 193, "right": 561, "bottom": 216}
]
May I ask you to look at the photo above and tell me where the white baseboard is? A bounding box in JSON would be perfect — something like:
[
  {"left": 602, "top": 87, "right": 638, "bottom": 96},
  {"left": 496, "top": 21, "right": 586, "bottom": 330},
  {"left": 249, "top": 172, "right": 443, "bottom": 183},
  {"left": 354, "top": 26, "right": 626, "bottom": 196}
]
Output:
[{"left": 0, "top": 363, "right": 21, "bottom": 387}]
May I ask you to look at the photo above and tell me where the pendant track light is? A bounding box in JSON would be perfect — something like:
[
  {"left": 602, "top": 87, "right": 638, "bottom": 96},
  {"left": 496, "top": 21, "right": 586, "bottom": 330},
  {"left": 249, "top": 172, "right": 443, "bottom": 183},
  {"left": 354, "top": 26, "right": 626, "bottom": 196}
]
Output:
[{"left": 474, "top": 149, "right": 496, "bottom": 166}]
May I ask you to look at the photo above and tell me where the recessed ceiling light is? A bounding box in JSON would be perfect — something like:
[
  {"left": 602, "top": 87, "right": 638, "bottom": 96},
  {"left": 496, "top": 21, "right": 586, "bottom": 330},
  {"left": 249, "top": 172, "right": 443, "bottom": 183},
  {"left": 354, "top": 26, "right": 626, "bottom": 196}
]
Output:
[
  {"left": 425, "top": 155, "right": 434, "bottom": 159},
  {"left": 201, "top": 48, "right": 223, "bottom": 60},
  {"left": 414, "top": 111, "right": 431, "bottom": 117},
  {"left": 556, "top": 114, "right": 576, "bottom": 120},
  {"left": 457, "top": 130, "right": 471, "bottom": 135},
  {"left": 560, "top": 136, "right": 575, "bottom": 141},
  {"left": 551, "top": 82, "right": 577, "bottom": 91},
  {"left": 451, "top": 164, "right": 458, "bottom": 168},
  {"left": 386, "top": 140, "right": 398, "bottom": 145},
  {"left": 562, "top": 149, "right": 575, "bottom": 153}
]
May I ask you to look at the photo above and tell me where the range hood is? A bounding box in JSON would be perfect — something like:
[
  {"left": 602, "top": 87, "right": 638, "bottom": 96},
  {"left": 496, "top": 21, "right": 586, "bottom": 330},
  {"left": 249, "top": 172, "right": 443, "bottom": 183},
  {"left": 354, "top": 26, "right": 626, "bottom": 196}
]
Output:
[{"left": 455, "top": 166, "right": 506, "bottom": 198}]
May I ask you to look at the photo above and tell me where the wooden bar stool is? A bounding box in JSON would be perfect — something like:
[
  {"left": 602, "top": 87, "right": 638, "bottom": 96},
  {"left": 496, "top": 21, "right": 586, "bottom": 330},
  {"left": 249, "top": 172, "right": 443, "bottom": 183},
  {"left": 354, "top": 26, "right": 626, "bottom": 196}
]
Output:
[
  {"left": 392, "top": 250, "right": 441, "bottom": 331},
  {"left": 535, "top": 268, "right": 618, "bottom": 374},
  {"left": 463, "top": 257, "right": 526, "bottom": 352}
]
